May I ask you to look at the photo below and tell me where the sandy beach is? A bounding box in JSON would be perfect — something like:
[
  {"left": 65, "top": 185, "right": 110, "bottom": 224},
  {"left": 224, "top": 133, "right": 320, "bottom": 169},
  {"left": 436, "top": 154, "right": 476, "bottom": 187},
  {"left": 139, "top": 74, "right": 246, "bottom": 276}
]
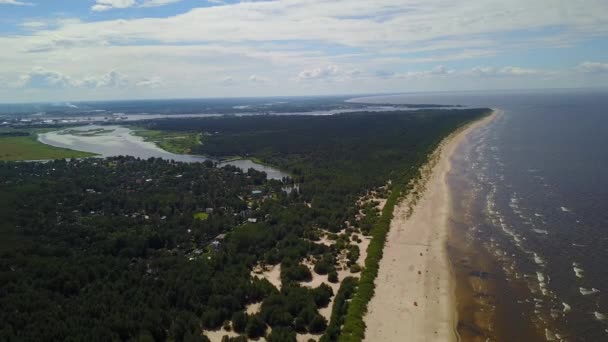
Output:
[{"left": 364, "top": 112, "right": 497, "bottom": 342}]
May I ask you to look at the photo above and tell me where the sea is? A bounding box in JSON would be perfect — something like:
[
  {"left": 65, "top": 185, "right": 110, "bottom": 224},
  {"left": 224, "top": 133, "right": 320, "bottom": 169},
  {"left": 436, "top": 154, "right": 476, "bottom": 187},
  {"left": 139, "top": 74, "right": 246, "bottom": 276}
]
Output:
[{"left": 357, "top": 89, "right": 608, "bottom": 341}]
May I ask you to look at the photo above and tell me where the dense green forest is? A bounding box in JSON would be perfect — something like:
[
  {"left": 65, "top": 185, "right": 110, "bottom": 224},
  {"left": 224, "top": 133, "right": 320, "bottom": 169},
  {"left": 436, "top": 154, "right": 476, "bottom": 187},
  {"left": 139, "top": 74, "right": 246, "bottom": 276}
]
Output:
[{"left": 0, "top": 109, "right": 489, "bottom": 341}]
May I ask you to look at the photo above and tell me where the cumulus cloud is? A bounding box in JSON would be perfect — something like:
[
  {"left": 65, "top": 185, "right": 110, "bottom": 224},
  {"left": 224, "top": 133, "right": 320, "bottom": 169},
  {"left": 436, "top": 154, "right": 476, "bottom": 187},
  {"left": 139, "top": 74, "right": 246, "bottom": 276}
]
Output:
[
  {"left": 19, "top": 68, "right": 73, "bottom": 88},
  {"left": 296, "top": 65, "right": 361, "bottom": 81},
  {"left": 17, "top": 68, "right": 129, "bottom": 88},
  {"left": 575, "top": 61, "right": 608, "bottom": 73},
  {"left": 80, "top": 71, "right": 129, "bottom": 88},
  {"left": 297, "top": 65, "right": 340, "bottom": 80}
]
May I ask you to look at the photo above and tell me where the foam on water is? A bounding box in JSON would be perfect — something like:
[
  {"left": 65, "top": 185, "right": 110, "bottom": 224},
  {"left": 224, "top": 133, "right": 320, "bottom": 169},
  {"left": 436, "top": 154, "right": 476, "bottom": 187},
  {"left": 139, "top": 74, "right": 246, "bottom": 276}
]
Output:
[
  {"left": 560, "top": 206, "right": 570, "bottom": 212},
  {"left": 579, "top": 287, "right": 600, "bottom": 296},
  {"left": 533, "top": 229, "right": 549, "bottom": 235},
  {"left": 534, "top": 253, "right": 545, "bottom": 266},
  {"left": 562, "top": 302, "right": 571, "bottom": 313},
  {"left": 594, "top": 312, "right": 607, "bottom": 321},
  {"left": 572, "top": 262, "right": 584, "bottom": 278},
  {"left": 537, "top": 272, "right": 549, "bottom": 296}
]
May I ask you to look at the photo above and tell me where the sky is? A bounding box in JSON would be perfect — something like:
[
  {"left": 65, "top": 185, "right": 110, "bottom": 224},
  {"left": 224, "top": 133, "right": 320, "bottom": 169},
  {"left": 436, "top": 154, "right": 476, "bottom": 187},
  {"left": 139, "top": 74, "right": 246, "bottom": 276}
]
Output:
[{"left": 0, "top": 0, "right": 608, "bottom": 102}]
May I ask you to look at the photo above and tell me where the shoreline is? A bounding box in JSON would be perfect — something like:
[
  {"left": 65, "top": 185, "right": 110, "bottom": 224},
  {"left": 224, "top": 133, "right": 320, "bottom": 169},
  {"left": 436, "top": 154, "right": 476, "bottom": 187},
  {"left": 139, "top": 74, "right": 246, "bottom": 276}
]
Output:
[{"left": 363, "top": 111, "right": 497, "bottom": 341}]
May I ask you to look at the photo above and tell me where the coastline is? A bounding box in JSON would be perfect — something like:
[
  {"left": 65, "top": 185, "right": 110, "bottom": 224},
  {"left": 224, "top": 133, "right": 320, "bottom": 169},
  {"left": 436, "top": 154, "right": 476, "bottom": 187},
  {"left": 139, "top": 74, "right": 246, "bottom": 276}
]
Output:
[{"left": 363, "top": 111, "right": 497, "bottom": 341}]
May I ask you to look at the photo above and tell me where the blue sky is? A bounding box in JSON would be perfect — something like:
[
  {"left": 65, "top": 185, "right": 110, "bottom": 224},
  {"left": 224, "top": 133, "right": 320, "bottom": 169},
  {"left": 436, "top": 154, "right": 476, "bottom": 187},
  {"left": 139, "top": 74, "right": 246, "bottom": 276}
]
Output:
[{"left": 1, "top": 0, "right": 607, "bottom": 102}]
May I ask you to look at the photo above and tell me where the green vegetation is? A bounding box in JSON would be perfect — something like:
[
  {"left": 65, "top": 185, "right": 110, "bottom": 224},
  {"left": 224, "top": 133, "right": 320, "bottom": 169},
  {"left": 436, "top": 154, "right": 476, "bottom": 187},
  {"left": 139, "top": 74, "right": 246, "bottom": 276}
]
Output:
[
  {"left": 58, "top": 128, "right": 115, "bottom": 136},
  {"left": 193, "top": 212, "right": 210, "bottom": 221},
  {"left": 321, "top": 277, "right": 358, "bottom": 342},
  {"left": 0, "top": 109, "right": 489, "bottom": 341},
  {"left": 0, "top": 129, "right": 95, "bottom": 161},
  {"left": 132, "top": 128, "right": 203, "bottom": 154}
]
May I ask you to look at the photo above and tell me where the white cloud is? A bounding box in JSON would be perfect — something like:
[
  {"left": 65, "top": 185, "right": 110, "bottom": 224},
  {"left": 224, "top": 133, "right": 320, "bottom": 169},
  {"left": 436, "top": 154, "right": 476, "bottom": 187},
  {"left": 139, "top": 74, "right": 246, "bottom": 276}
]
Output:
[
  {"left": 249, "top": 74, "right": 268, "bottom": 83},
  {"left": 297, "top": 65, "right": 340, "bottom": 81},
  {"left": 136, "top": 76, "right": 163, "bottom": 88},
  {"left": 139, "top": 0, "right": 183, "bottom": 8},
  {"left": 575, "top": 61, "right": 608, "bottom": 73},
  {"left": 219, "top": 76, "right": 236, "bottom": 86},
  {"left": 92, "top": 0, "right": 136, "bottom": 12},
  {"left": 0, "top": 0, "right": 32, "bottom": 6},
  {"left": 19, "top": 68, "right": 73, "bottom": 88},
  {"left": 0, "top": 0, "right": 607, "bottom": 101},
  {"left": 468, "top": 66, "right": 546, "bottom": 77},
  {"left": 92, "top": 0, "right": 182, "bottom": 11},
  {"left": 16, "top": 68, "right": 130, "bottom": 89}
]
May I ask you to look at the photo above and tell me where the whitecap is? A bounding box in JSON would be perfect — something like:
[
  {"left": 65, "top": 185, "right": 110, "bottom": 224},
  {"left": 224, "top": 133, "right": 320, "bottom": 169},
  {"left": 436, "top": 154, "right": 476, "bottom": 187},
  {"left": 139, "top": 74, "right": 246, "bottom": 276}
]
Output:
[
  {"left": 562, "top": 302, "right": 571, "bottom": 313},
  {"left": 534, "top": 213, "right": 543, "bottom": 217},
  {"left": 533, "top": 253, "right": 545, "bottom": 266},
  {"left": 594, "top": 312, "right": 607, "bottom": 321},
  {"left": 572, "top": 263, "right": 584, "bottom": 278},
  {"left": 545, "top": 328, "right": 557, "bottom": 341},
  {"left": 537, "top": 272, "right": 549, "bottom": 295},
  {"left": 560, "top": 206, "right": 570, "bottom": 212},
  {"left": 580, "top": 287, "right": 600, "bottom": 295},
  {"left": 533, "top": 229, "right": 549, "bottom": 235}
]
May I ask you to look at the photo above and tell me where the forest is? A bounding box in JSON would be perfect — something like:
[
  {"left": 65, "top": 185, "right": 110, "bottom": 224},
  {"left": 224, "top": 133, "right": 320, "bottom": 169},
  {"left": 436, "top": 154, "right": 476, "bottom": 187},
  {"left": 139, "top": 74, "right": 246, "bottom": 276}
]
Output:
[{"left": 0, "top": 108, "right": 490, "bottom": 341}]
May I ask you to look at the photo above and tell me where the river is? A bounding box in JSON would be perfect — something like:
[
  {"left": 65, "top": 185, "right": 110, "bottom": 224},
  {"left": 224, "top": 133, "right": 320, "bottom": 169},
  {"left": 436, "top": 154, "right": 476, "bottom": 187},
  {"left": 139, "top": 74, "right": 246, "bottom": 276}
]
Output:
[{"left": 38, "top": 125, "right": 290, "bottom": 180}]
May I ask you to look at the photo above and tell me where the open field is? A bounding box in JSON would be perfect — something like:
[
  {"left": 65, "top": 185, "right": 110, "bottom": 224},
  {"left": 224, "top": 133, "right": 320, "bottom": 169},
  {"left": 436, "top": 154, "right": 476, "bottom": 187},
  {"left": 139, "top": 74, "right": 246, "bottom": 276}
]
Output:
[{"left": 0, "top": 129, "right": 96, "bottom": 161}]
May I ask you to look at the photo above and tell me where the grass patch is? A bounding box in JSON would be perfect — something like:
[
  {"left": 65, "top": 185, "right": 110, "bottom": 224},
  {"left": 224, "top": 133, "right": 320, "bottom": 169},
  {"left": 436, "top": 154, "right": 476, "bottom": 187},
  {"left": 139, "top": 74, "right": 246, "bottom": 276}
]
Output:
[
  {"left": 0, "top": 131, "right": 96, "bottom": 161},
  {"left": 132, "top": 128, "right": 202, "bottom": 154},
  {"left": 193, "top": 212, "right": 209, "bottom": 221}
]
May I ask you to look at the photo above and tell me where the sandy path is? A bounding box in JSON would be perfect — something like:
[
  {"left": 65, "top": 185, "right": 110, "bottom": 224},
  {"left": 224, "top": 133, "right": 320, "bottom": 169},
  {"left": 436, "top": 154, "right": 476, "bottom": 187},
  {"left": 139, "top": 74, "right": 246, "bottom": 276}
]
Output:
[{"left": 364, "top": 112, "right": 497, "bottom": 342}]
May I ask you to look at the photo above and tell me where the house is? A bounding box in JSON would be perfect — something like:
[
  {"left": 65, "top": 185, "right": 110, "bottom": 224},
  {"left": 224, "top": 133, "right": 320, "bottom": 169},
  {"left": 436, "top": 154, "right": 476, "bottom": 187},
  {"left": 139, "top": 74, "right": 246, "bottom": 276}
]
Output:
[
  {"left": 248, "top": 218, "right": 258, "bottom": 223},
  {"left": 210, "top": 241, "right": 221, "bottom": 251},
  {"left": 251, "top": 190, "right": 263, "bottom": 196}
]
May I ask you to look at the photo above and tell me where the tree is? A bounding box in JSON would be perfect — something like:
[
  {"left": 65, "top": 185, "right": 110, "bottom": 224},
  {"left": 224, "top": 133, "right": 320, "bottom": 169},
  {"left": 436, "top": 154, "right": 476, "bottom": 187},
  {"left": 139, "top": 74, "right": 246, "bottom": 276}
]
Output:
[
  {"left": 328, "top": 270, "right": 338, "bottom": 283},
  {"left": 245, "top": 314, "right": 267, "bottom": 339},
  {"left": 231, "top": 311, "right": 248, "bottom": 333},
  {"left": 267, "top": 327, "right": 297, "bottom": 342},
  {"left": 307, "top": 314, "right": 327, "bottom": 334}
]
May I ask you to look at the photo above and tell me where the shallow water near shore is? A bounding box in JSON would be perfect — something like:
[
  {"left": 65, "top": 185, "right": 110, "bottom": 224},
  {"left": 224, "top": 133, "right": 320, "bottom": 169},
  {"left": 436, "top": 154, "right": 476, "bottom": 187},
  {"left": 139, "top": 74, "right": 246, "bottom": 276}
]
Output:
[{"left": 363, "top": 90, "right": 608, "bottom": 341}]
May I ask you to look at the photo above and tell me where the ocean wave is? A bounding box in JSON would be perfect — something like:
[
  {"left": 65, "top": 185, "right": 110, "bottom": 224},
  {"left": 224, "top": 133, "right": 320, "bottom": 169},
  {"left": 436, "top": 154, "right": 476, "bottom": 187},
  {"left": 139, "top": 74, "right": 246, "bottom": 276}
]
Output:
[
  {"left": 534, "top": 253, "right": 545, "bottom": 266},
  {"left": 579, "top": 287, "right": 600, "bottom": 295},
  {"left": 560, "top": 206, "right": 570, "bottom": 212},
  {"left": 545, "top": 328, "right": 558, "bottom": 341},
  {"left": 533, "top": 229, "right": 549, "bottom": 235},
  {"left": 594, "top": 312, "right": 607, "bottom": 321},
  {"left": 562, "top": 302, "right": 571, "bottom": 313},
  {"left": 572, "top": 262, "right": 584, "bottom": 278},
  {"left": 537, "top": 272, "right": 549, "bottom": 296}
]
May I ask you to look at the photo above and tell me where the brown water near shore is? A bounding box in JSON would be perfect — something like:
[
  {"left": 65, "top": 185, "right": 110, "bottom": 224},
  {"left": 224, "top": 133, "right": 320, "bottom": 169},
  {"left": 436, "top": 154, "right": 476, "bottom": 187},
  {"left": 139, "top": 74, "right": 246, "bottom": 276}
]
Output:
[{"left": 447, "top": 116, "right": 545, "bottom": 342}]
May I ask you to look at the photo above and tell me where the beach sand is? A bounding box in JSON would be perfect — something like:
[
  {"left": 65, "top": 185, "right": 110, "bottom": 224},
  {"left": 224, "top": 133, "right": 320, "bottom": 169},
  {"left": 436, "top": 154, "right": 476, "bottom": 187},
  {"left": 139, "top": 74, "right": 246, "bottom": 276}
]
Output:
[{"left": 364, "top": 112, "right": 496, "bottom": 342}]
